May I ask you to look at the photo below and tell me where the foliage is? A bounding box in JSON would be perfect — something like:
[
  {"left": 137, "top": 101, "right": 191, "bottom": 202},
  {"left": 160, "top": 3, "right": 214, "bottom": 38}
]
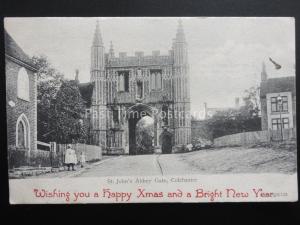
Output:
[
  {"left": 33, "top": 55, "right": 87, "bottom": 144},
  {"left": 207, "top": 86, "right": 261, "bottom": 139},
  {"left": 243, "top": 86, "right": 260, "bottom": 117},
  {"left": 136, "top": 117, "right": 154, "bottom": 154},
  {"left": 52, "top": 80, "right": 87, "bottom": 144},
  {"left": 33, "top": 55, "right": 64, "bottom": 142}
]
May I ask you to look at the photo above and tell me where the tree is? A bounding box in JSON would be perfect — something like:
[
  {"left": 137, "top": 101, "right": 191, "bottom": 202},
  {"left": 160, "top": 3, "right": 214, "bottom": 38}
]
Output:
[
  {"left": 32, "top": 55, "right": 64, "bottom": 142},
  {"left": 207, "top": 86, "right": 261, "bottom": 139},
  {"left": 53, "top": 80, "right": 87, "bottom": 144},
  {"left": 33, "top": 55, "right": 87, "bottom": 144},
  {"left": 243, "top": 86, "right": 260, "bottom": 117}
]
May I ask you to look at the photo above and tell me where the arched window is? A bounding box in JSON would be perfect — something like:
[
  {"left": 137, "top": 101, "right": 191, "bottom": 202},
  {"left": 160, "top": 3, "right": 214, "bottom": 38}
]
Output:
[
  {"left": 156, "top": 72, "right": 162, "bottom": 89},
  {"left": 17, "top": 67, "right": 30, "bottom": 101},
  {"left": 16, "top": 114, "right": 30, "bottom": 150},
  {"left": 162, "top": 105, "right": 169, "bottom": 126}
]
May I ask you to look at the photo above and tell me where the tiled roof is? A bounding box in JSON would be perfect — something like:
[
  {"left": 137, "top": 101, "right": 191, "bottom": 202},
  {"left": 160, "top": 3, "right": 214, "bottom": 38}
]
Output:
[
  {"left": 260, "top": 76, "right": 296, "bottom": 97},
  {"left": 5, "top": 30, "right": 36, "bottom": 69},
  {"left": 78, "top": 82, "right": 94, "bottom": 108}
]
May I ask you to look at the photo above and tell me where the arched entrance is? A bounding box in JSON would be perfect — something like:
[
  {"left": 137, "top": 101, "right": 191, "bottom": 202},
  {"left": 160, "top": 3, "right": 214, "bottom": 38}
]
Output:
[{"left": 127, "top": 103, "right": 156, "bottom": 155}]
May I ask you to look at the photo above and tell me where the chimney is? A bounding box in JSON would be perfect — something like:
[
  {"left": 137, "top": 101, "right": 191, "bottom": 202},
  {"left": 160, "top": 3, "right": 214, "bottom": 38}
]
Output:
[
  {"left": 261, "top": 62, "right": 267, "bottom": 81},
  {"left": 235, "top": 97, "right": 240, "bottom": 108}
]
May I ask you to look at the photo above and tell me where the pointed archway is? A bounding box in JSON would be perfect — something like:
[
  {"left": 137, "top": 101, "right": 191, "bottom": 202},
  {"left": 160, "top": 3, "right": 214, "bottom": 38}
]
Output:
[{"left": 126, "top": 103, "right": 157, "bottom": 155}]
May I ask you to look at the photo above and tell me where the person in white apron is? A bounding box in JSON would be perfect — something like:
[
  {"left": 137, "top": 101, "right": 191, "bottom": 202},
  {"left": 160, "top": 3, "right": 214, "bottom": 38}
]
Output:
[{"left": 64, "top": 144, "right": 77, "bottom": 171}]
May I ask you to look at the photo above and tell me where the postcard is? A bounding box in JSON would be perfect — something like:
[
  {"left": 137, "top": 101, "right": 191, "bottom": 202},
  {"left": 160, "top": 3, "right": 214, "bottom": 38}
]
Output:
[{"left": 5, "top": 17, "right": 297, "bottom": 203}]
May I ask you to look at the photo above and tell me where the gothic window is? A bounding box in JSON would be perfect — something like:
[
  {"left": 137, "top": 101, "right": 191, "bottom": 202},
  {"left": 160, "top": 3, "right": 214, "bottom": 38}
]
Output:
[
  {"left": 118, "top": 71, "right": 129, "bottom": 92},
  {"left": 17, "top": 67, "right": 30, "bottom": 101},
  {"left": 156, "top": 72, "right": 162, "bottom": 89},
  {"left": 162, "top": 105, "right": 169, "bottom": 126},
  {"left": 136, "top": 81, "right": 143, "bottom": 99},
  {"left": 18, "top": 121, "right": 25, "bottom": 148},
  {"left": 150, "top": 69, "right": 162, "bottom": 90},
  {"left": 16, "top": 114, "right": 30, "bottom": 149},
  {"left": 137, "top": 68, "right": 142, "bottom": 78},
  {"left": 113, "top": 107, "right": 119, "bottom": 123},
  {"left": 151, "top": 72, "right": 156, "bottom": 90}
]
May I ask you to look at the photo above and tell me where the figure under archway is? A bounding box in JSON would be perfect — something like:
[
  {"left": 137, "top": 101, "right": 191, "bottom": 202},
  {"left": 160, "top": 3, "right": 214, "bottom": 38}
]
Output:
[{"left": 160, "top": 127, "right": 173, "bottom": 154}]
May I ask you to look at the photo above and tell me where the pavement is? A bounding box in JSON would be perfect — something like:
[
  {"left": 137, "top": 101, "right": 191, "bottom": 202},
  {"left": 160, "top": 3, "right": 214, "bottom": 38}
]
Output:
[{"left": 14, "top": 145, "right": 296, "bottom": 178}]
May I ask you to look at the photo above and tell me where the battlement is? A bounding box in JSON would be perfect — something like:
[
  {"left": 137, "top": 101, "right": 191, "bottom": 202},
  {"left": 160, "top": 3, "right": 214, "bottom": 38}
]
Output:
[{"left": 106, "top": 51, "right": 173, "bottom": 67}]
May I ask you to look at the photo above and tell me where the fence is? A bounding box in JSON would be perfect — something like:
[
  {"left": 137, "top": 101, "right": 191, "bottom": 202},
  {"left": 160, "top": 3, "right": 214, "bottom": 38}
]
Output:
[
  {"left": 57, "top": 143, "right": 102, "bottom": 165},
  {"left": 213, "top": 128, "right": 296, "bottom": 147},
  {"left": 8, "top": 142, "right": 101, "bottom": 169},
  {"left": 8, "top": 141, "right": 55, "bottom": 168}
]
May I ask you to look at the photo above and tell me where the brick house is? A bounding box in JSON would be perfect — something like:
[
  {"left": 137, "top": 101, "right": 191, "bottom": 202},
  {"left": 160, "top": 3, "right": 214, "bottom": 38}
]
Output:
[
  {"left": 260, "top": 62, "right": 296, "bottom": 131},
  {"left": 5, "top": 30, "right": 38, "bottom": 168}
]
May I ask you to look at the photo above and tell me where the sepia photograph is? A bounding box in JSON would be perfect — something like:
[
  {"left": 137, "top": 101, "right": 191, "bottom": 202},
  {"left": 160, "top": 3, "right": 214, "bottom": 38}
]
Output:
[{"left": 5, "top": 17, "right": 297, "bottom": 203}]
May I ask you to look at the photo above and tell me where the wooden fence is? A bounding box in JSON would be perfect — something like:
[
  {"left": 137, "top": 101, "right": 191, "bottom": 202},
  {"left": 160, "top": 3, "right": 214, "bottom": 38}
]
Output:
[{"left": 213, "top": 128, "right": 296, "bottom": 147}]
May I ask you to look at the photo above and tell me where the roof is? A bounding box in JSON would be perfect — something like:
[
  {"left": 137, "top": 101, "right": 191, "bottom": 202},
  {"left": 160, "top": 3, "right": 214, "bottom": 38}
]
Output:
[
  {"left": 78, "top": 82, "right": 94, "bottom": 108},
  {"left": 4, "top": 30, "right": 36, "bottom": 69},
  {"left": 260, "top": 76, "right": 296, "bottom": 97}
]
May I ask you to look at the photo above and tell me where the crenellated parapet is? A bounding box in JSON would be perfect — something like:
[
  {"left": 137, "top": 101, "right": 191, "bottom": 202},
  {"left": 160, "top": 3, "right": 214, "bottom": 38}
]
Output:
[{"left": 106, "top": 53, "right": 173, "bottom": 68}]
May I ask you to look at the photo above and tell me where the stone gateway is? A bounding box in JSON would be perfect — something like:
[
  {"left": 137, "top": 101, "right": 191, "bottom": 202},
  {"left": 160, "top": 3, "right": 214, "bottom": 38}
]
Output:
[{"left": 81, "top": 20, "right": 191, "bottom": 154}]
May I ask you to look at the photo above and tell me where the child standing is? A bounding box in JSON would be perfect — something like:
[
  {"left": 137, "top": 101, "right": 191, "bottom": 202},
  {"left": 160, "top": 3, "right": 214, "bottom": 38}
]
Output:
[{"left": 79, "top": 152, "right": 86, "bottom": 168}]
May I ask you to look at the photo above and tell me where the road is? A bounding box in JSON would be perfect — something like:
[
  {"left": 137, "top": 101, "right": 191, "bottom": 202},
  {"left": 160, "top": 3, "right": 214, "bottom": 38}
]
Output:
[
  {"left": 77, "top": 155, "right": 164, "bottom": 177},
  {"left": 74, "top": 145, "right": 296, "bottom": 177},
  {"left": 37, "top": 145, "right": 296, "bottom": 178}
]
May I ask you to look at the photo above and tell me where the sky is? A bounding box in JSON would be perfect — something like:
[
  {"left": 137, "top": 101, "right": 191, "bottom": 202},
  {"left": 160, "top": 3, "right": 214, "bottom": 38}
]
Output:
[{"left": 4, "top": 17, "right": 295, "bottom": 118}]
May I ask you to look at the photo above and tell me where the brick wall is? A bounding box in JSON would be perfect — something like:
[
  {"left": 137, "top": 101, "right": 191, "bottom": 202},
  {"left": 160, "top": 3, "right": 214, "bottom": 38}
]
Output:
[{"left": 6, "top": 58, "right": 37, "bottom": 153}]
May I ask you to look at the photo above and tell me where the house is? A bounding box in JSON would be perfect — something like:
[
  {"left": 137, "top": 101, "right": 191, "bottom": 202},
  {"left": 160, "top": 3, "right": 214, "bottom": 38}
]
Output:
[
  {"left": 260, "top": 62, "right": 296, "bottom": 131},
  {"left": 5, "top": 30, "right": 38, "bottom": 168}
]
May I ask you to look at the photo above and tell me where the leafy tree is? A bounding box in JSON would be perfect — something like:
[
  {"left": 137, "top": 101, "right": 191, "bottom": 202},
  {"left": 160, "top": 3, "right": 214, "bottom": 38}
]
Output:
[
  {"left": 53, "top": 80, "right": 87, "bottom": 144},
  {"left": 33, "top": 55, "right": 87, "bottom": 144},
  {"left": 32, "top": 55, "right": 64, "bottom": 142},
  {"left": 207, "top": 86, "right": 261, "bottom": 139},
  {"left": 243, "top": 86, "right": 260, "bottom": 117}
]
